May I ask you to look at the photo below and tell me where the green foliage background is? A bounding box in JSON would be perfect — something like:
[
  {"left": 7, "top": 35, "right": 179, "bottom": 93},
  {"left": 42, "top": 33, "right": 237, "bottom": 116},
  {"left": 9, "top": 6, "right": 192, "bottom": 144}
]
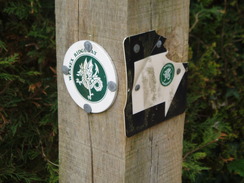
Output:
[
  {"left": 0, "top": 0, "right": 243, "bottom": 182},
  {"left": 0, "top": 0, "right": 58, "bottom": 182},
  {"left": 183, "top": 0, "right": 244, "bottom": 182}
]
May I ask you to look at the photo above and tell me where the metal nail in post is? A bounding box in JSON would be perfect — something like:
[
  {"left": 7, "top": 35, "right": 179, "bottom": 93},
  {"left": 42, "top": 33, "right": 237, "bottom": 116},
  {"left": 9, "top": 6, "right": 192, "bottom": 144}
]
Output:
[
  {"left": 135, "top": 84, "right": 140, "bottom": 91},
  {"left": 84, "top": 41, "right": 93, "bottom": 52},
  {"left": 62, "top": 65, "right": 69, "bottom": 75},
  {"left": 177, "top": 68, "right": 181, "bottom": 75},
  {"left": 156, "top": 40, "right": 162, "bottom": 48},
  {"left": 108, "top": 81, "right": 117, "bottom": 92},
  {"left": 84, "top": 104, "right": 92, "bottom": 113},
  {"left": 133, "top": 44, "right": 140, "bottom": 53}
]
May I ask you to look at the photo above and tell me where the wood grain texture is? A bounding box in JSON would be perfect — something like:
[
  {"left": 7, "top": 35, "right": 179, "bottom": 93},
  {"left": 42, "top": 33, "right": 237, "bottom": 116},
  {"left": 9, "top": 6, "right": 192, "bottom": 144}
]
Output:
[
  {"left": 56, "top": 0, "right": 189, "bottom": 182},
  {"left": 125, "top": 1, "right": 189, "bottom": 182}
]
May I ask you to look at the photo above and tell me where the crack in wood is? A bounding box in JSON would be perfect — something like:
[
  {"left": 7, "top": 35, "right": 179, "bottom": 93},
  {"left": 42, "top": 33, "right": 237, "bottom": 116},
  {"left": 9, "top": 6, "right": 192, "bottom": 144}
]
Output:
[
  {"left": 149, "top": 131, "right": 154, "bottom": 183},
  {"left": 88, "top": 118, "right": 94, "bottom": 183}
]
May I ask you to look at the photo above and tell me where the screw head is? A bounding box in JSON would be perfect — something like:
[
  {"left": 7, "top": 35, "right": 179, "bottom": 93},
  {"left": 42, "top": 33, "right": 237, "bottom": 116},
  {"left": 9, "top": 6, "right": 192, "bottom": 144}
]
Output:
[
  {"left": 135, "top": 84, "right": 140, "bottom": 91},
  {"left": 133, "top": 44, "right": 140, "bottom": 53},
  {"left": 84, "top": 41, "right": 93, "bottom": 52},
  {"left": 107, "top": 81, "right": 117, "bottom": 92},
  {"left": 62, "top": 65, "right": 69, "bottom": 75},
  {"left": 156, "top": 40, "right": 162, "bottom": 48},
  {"left": 177, "top": 68, "right": 181, "bottom": 75},
  {"left": 84, "top": 104, "right": 92, "bottom": 113}
]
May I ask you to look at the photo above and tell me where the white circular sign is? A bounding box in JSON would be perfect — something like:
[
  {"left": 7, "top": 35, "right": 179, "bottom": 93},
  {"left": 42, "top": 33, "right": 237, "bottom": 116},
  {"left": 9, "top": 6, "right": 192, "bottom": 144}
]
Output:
[{"left": 62, "top": 40, "right": 118, "bottom": 113}]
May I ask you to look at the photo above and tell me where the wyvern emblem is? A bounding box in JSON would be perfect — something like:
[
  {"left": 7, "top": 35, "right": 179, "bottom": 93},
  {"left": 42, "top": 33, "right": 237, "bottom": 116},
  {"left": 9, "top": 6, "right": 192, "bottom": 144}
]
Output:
[
  {"left": 160, "top": 63, "right": 175, "bottom": 86},
  {"left": 76, "top": 58, "right": 103, "bottom": 100},
  {"left": 74, "top": 56, "right": 107, "bottom": 101}
]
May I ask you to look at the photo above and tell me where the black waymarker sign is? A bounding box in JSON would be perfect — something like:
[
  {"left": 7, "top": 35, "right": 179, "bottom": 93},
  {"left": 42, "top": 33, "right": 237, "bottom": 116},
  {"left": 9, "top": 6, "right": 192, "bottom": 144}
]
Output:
[{"left": 124, "top": 30, "right": 188, "bottom": 137}]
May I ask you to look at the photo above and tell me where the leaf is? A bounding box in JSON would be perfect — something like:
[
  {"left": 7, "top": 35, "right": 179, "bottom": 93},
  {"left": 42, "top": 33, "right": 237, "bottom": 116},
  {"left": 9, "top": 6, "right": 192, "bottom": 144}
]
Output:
[
  {"left": 183, "top": 160, "right": 210, "bottom": 181},
  {"left": 225, "top": 88, "right": 240, "bottom": 100},
  {"left": 24, "top": 71, "right": 41, "bottom": 76},
  {"left": 227, "top": 159, "right": 244, "bottom": 177},
  {"left": 0, "top": 40, "right": 7, "bottom": 51},
  {"left": 0, "top": 53, "right": 19, "bottom": 66},
  {"left": 223, "top": 157, "right": 235, "bottom": 163},
  {"left": 0, "top": 73, "right": 24, "bottom": 83},
  {"left": 3, "top": 2, "right": 29, "bottom": 20},
  {"left": 193, "top": 152, "right": 207, "bottom": 160},
  {"left": 28, "top": 82, "right": 42, "bottom": 93}
]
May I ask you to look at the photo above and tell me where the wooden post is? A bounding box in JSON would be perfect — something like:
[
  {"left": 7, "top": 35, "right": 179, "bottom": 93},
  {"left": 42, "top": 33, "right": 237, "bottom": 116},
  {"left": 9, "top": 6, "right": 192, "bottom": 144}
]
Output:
[{"left": 56, "top": 0, "right": 189, "bottom": 182}]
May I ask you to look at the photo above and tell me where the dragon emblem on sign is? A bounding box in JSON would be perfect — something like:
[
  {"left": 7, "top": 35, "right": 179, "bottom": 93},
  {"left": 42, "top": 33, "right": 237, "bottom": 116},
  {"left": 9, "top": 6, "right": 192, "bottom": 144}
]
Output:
[
  {"left": 160, "top": 63, "right": 175, "bottom": 86},
  {"left": 75, "top": 58, "right": 103, "bottom": 100},
  {"left": 163, "top": 68, "right": 172, "bottom": 82}
]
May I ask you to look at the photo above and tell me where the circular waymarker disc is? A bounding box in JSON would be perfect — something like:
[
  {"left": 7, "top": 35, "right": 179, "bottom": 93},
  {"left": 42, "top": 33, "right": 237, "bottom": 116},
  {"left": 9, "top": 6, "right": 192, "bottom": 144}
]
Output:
[
  {"left": 160, "top": 63, "right": 175, "bottom": 86},
  {"left": 62, "top": 40, "right": 118, "bottom": 113}
]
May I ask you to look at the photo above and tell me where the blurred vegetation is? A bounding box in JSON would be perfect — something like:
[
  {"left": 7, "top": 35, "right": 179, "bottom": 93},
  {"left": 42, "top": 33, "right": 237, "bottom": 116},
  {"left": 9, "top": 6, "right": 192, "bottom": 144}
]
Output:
[
  {"left": 183, "top": 0, "right": 244, "bottom": 182},
  {"left": 0, "top": 0, "right": 243, "bottom": 182},
  {"left": 0, "top": 0, "right": 58, "bottom": 182}
]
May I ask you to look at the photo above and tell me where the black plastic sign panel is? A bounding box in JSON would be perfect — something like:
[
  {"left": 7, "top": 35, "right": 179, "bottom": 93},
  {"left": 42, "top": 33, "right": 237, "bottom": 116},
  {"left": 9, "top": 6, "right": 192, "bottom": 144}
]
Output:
[{"left": 124, "top": 30, "right": 188, "bottom": 137}]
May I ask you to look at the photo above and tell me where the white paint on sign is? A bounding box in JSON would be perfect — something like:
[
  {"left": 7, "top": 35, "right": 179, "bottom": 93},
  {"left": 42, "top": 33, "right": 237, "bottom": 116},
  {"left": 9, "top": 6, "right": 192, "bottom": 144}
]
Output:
[
  {"left": 62, "top": 40, "right": 118, "bottom": 113},
  {"left": 132, "top": 52, "right": 185, "bottom": 116}
]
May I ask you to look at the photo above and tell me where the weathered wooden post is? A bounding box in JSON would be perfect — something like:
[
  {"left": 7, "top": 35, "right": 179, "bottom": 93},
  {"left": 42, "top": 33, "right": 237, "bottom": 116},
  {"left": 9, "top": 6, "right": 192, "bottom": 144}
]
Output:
[{"left": 56, "top": 0, "right": 189, "bottom": 182}]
